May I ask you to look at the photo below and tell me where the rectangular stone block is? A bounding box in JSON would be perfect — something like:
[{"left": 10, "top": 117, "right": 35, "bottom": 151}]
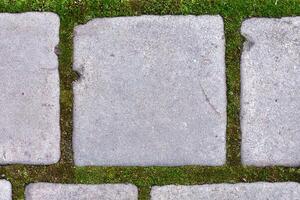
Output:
[
  {"left": 25, "top": 183, "right": 138, "bottom": 200},
  {"left": 0, "top": 12, "right": 60, "bottom": 164},
  {"left": 0, "top": 180, "right": 11, "bottom": 200},
  {"left": 151, "top": 183, "right": 300, "bottom": 200},
  {"left": 73, "top": 15, "right": 226, "bottom": 166},
  {"left": 241, "top": 17, "right": 300, "bottom": 166}
]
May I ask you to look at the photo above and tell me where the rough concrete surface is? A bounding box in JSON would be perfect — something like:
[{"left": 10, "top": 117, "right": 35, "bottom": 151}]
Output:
[
  {"left": 0, "top": 180, "right": 11, "bottom": 200},
  {"left": 73, "top": 15, "right": 226, "bottom": 166},
  {"left": 0, "top": 12, "right": 60, "bottom": 164},
  {"left": 151, "top": 182, "right": 300, "bottom": 200},
  {"left": 25, "top": 183, "right": 138, "bottom": 200},
  {"left": 241, "top": 17, "right": 300, "bottom": 166}
]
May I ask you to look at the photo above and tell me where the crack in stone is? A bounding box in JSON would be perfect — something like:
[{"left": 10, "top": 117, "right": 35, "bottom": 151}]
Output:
[{"left": 199, "top": 83, "right": 221, "bottom": 116}]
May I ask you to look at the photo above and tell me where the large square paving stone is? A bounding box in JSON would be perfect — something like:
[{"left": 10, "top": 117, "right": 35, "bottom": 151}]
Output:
[
  {"left": 25, "top": 183, "right": 138, "bottom": 200},
  {"left": 0, "top": 180, "right": 11, "bottom": 200},
  {"left": 241, "top": 17, "right": 300, "bottom": 166},
  {"left": 0, "top": 12, "right": 60, "bottom": 164},
  {"left": 151, "top": 182, "right": 300, "bottom": 200},
  {"left": 73, "top": 15, "right": 226, "bottom": 166}
]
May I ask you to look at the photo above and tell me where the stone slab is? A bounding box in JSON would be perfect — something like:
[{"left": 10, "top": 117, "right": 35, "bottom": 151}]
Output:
[
  {"left": 240, "top": 17, "right": 300, "bottom": 166},
  {"left": 0, "top": 180, "right": 11, "bottom": 200},
  {"left": 151, "top": 182, "right": 300, "bottom": 200},
  {"left": 25, "top": 183, "right": 138, "bottom": 200},
  {"left": 73, "top": 15, "right": 226, "bottom": 166},
  {"left": 0, "top": 12, "right": 60, "bottom": 164}
]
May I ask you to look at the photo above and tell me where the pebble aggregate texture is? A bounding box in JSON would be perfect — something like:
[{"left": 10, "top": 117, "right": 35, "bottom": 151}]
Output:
[
  {"left": 0, "top": 12, "right": 60, "bottom": 164},
  {"left": 151, "top": 182, "right": 300, "bottom": 200},
  {"left": 73, "top": 15, "right": 227, "bottom": 166},
  {"left": 25, "top": 183, "right": 138, "bottom": 200},
  {"left": 241, "top": 17, "right": 300, "bottom": 166},
  {"left": 0, "top": 180, "right": 11, "bottom": 200}
]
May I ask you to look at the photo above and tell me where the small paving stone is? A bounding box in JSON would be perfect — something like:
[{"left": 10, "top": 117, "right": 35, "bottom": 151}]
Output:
[
  {"left": 241, "top": 17, "right": 300, "bottom": 166},
  {"left": 73, "top": 15, "right": 226, "bottom": 166},
  {"left": 0, "top": 180, "right": 12, "bottom": 200},
  {"left": 25, "top": 183, "right": 138, "bottom": 200},
  {"left": 151, "top": 182, "right": 300, "bottom": 200},
  {"left": 0, "top": 12, "right": 60, "bottom": 164}
]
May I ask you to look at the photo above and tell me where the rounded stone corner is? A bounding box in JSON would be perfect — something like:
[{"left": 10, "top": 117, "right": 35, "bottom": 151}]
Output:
[
  {"left": 24, "top": 182, "right": 35, "bottom": 192},
  {"left": 73, "top": 153, "right": 86, "bottom": 167},
  {"left": 212, "top": 156, "right": 227, "bottom": 167},
  {"left": 219, "top": 159, "right": 227, "bottom": 167},
  {"left": 1, "top": 180, "right": 12, "bottom": 190},
  {"left": 214, "top": 14, "right": 225, "bottom": 24},
  {"left": 240, "top": 18, "right": 260, "bottom": 35},
  {"left": 129, "top": 184, "right": 139, "bottom": 193},
  {"left": 39, "top": 149, "right": 61, "bottom": 166},
  {"left": 48, "top": 150, "right": 61, "bottom": 165}
]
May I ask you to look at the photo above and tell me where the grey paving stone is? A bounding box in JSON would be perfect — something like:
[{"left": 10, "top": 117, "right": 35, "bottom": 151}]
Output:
[
  {"left": 25, "top": 183, "right": 138, "bottom": 200},
  {"left": 73, "top": 15, "right": 226, "bottom": 166},
  {"left": 241, "top": 17, "right": 300, "bottom": 166},
  {"left": 0, "top": 12, "right": 60, "bottom": 164},
  {"left": 0, "top": 180, "right": 11, "bottom": 200},
  {"left": 151, "top": 182, "right": 300, "bottom": 200}
]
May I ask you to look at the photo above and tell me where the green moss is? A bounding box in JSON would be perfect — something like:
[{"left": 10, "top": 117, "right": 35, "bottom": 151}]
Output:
[
  {"left": 0, "top": 0, "right": 300, "bottom": 199},
  {"left": 75, "top": 166, "right": 300, "bottom": 199}
]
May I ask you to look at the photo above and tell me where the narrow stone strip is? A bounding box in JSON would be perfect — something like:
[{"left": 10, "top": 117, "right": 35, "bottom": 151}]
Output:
[
  {"left": 0, "top": 12, "right": 60, "bottom": 165},
  {"left": 241, "top": 17, "right": 300, "bottom": 166},
  {"left": 25, "top": 183, "right": 138, "bottom": 200},
  {"left": 151, "top": 182, "right": 300, "bottom": 200}
]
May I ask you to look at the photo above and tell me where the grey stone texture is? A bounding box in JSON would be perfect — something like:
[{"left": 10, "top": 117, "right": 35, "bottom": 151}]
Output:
[
  {"left": 73, "top": 15, "right": 226, "bottom": 166},
  {"left": 0, "top": 180, "right": 11, "bottom": 200},
  {"left": 151, "top": 182, "right": 300, "bottom": 200},
  {"left": 241, "top": 17, "right": 300, "bottom": 166},
  {"left": 0, "top": 12, "right": 60, "bottom": 164},
  {"left": 25, "top": 183, "right": 138, "bottom": 200}
]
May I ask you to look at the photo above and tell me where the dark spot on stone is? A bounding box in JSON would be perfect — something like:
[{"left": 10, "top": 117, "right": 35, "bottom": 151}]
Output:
[{"left": 110, "top": 53, "right": 115, "bottom": 57}]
